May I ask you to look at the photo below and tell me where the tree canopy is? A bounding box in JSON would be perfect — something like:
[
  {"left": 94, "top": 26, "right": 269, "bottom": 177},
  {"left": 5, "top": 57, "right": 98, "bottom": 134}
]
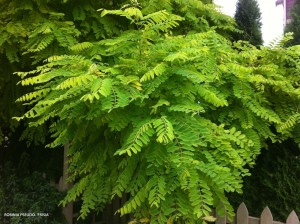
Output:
[
  {"left": 233, "top": 0, "right": 263, "bottom": 46},
  {"left": 1, "top": 0, "right": 300, "bottom": 223}
]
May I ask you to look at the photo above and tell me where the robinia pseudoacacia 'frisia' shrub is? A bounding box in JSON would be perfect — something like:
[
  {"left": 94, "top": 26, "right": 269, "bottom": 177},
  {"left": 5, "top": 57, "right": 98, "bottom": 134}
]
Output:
[{"left": 6, "top": 0, "right": 300, "bottom": 223}]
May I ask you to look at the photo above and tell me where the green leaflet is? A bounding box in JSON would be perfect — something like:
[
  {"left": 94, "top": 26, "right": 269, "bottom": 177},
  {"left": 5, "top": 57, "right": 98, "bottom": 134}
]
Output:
[
  {"left": 140, "top": 63, "right": 167, "bottom": 82},
  {"left": 81, "top": 78, "right": 113, "bottom": 102},
  {"left": 115, "top": 120, "right": 155, "bottom": 156},
  {"left": 153, "top": 116, "right": 174, "bottom": 144}
]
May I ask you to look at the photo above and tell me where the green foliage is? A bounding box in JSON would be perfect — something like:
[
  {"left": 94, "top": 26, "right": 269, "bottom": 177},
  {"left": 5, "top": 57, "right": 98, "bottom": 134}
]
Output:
[
  {"left": 0, "top": 0, "right": 123, "bottom": 143},
  {"left": 0, "top": 0, "right": 234, "bottom": 142},
  {"left": 0, "top": 162, "right": 66, "bottom": 224},
  {"left": 2, "top": 0, "right": 300, "bottom": 223},
  {"left": 229, "top": 140, "right": 300, "bottom": 221},
  {"left": 285, "top": 0, "right": 300, "bottom": 46},
  {"left": 233, "top": 0, "right": 263, "bottom": 46}
]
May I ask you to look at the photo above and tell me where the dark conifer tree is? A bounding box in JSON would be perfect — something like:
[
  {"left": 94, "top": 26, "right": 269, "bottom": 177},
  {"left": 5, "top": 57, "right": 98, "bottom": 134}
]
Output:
[{"left": 234, "top": 0, "right": 263, "bottom": 46}]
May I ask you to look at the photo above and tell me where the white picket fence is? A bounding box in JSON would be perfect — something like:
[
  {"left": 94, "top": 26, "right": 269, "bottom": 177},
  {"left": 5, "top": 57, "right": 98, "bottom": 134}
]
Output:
[{"left": 216, "top": 202, "right": 299, "bottom": 224}]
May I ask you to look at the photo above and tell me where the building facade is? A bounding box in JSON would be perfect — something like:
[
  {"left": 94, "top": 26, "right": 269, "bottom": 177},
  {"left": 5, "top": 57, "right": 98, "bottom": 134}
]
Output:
[{"left": 276, "top": 0, "right": 296, "bottom": 25}]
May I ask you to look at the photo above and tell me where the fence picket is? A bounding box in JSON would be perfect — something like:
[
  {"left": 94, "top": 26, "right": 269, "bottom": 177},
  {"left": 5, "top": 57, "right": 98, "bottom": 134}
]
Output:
[
  {"left": 237, "top": 203, "right": 248, "bottom": 224},
  {"left": 216, "top": 213, "right": 226, "bottom": 224},
  {"left": 217, "top": 202, "right": 298, "bottom": 224},
  {"left": 286, "top": 211, "right": 300, "bottom": 224},
  {"left": 260, "top": 207, "right": 273, "bottom": 224}
]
